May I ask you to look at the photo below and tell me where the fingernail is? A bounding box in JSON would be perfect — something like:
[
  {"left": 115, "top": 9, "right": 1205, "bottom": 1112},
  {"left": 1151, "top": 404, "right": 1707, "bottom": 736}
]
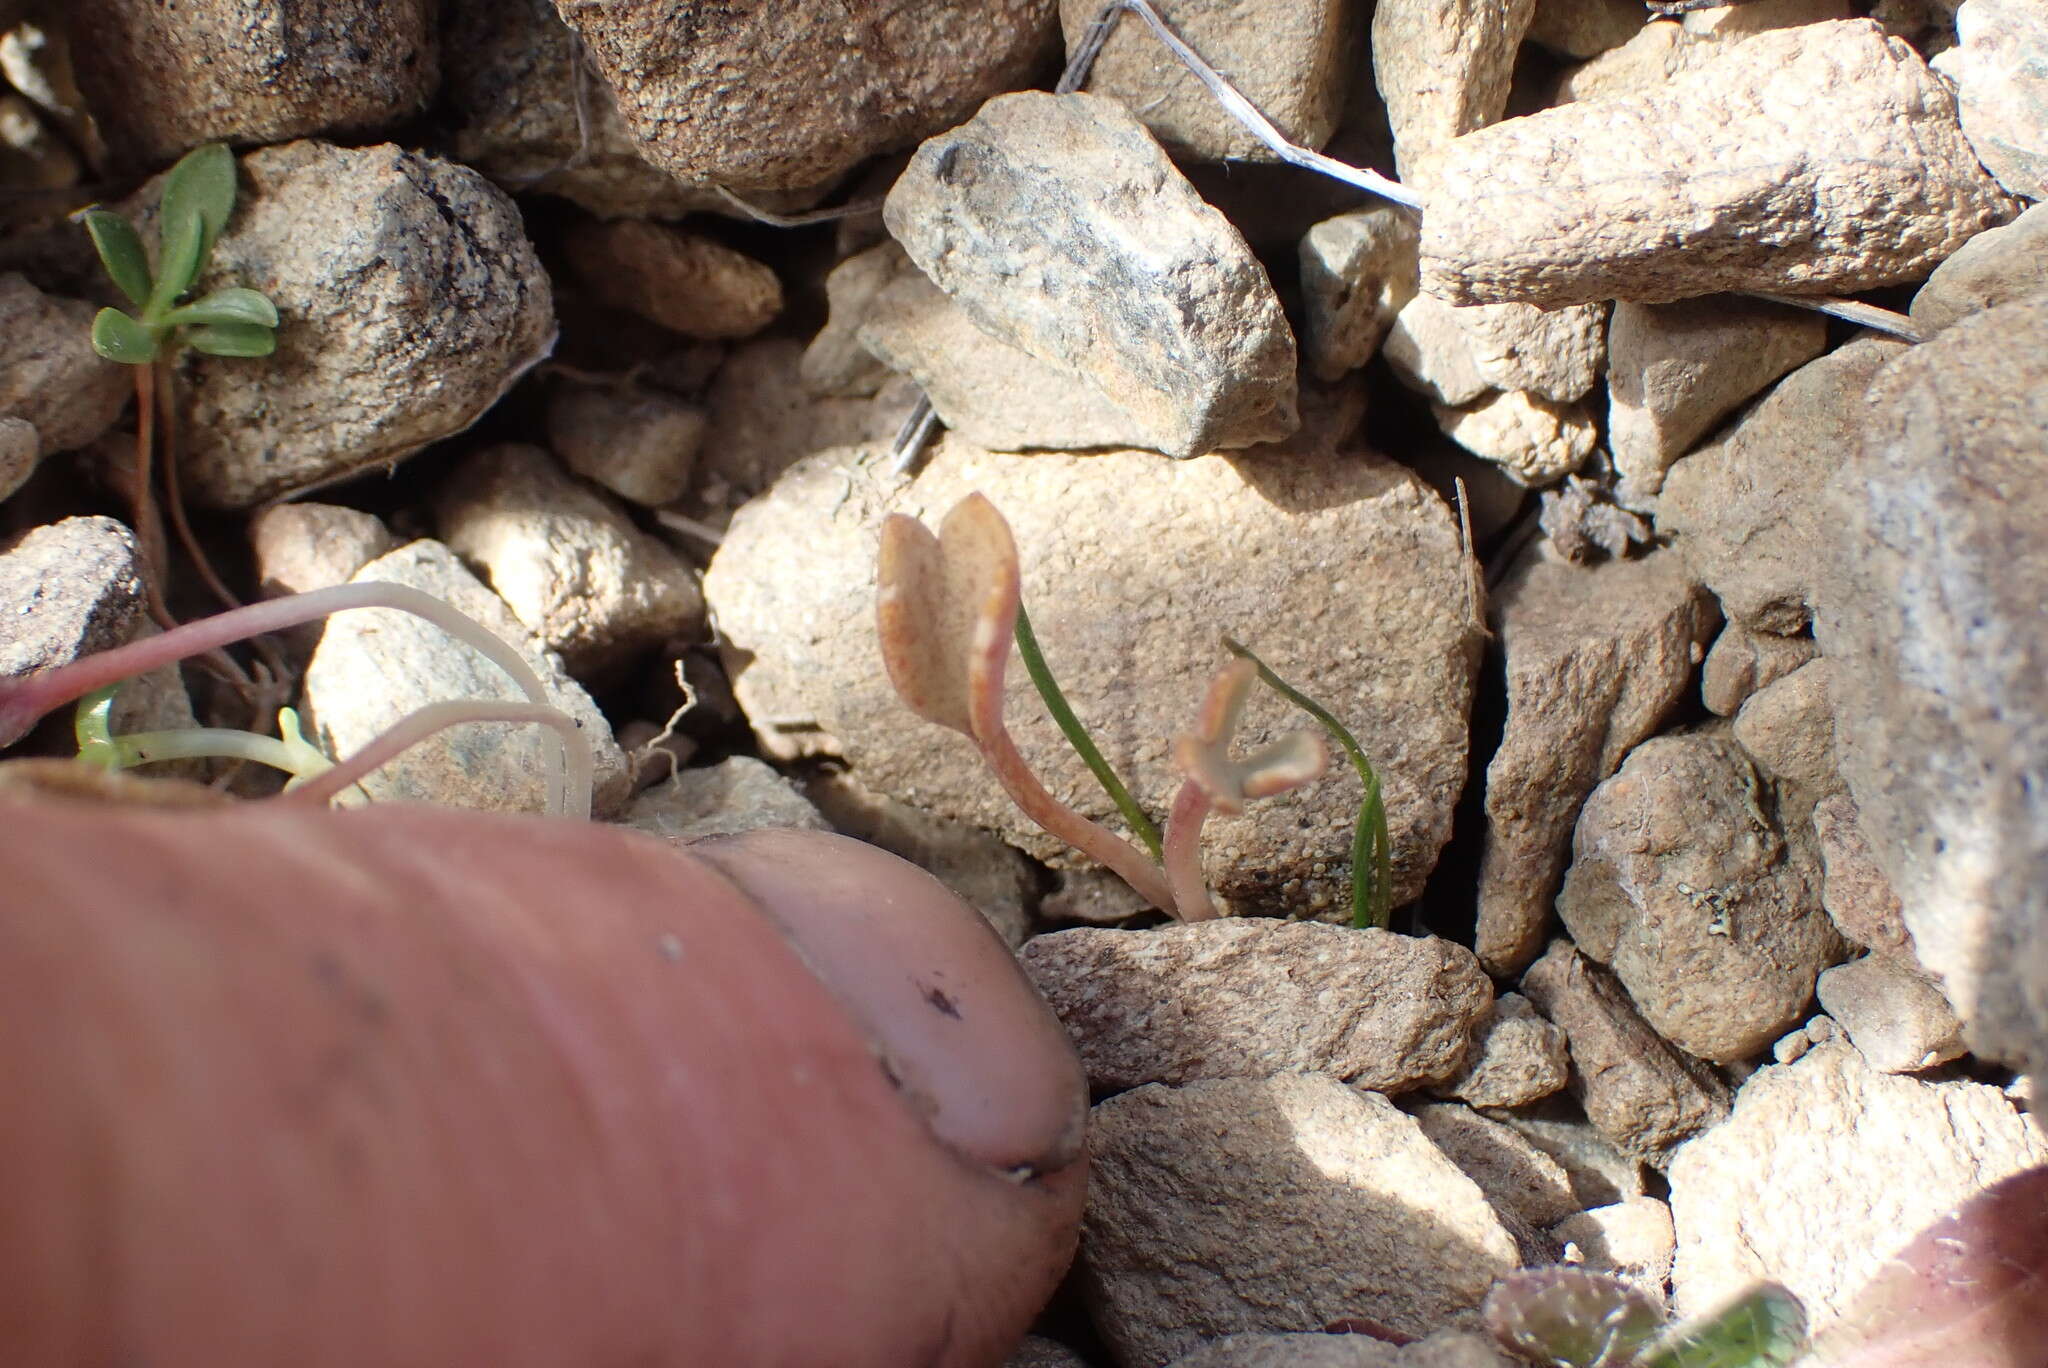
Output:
[{"left": 686, "top": 828, "right": 1087, "bottom": 1178}]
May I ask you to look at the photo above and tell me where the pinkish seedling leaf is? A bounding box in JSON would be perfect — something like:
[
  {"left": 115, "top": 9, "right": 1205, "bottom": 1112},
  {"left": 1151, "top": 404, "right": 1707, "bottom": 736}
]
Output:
[
  {"left": 1484, "top": 1266, "right": 1667, "bottom": 1368},
  {"left": 1805, "top": 1164, "right": 2048, "bottom": 1368},
  {"left": 1172, "top": 657, "right": 1327, "bottom": 812},
  {"left": 876, "top": 493, "right": 1019, "bottom": 736}
]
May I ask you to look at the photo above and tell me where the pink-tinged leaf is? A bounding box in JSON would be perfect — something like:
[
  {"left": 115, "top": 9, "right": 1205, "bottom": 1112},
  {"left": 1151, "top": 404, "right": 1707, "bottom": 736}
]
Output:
[
  {"left": 1171, "top": 658, "right": 1326, "bottom": 814},
  {"left": 876, "top": 495, "right": 1019, "bottom": 737},
  {"left": 1807, "top": 1164, "right": 2048, "bottom": 1368}
]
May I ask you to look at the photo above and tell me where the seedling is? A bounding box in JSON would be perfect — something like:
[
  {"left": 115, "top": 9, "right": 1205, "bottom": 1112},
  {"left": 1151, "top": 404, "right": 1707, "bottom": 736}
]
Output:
[
  {"left": 1484, "top": 1268, "right": 1803, "bottom": 1368},
  {"left": 877, "top": 493, "right": 1393, "bottom": 923}
]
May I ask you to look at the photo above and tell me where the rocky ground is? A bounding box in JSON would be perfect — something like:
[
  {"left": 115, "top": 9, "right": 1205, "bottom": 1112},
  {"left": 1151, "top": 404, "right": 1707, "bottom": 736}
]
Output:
[{"left": 1, "top": 0, "right": 2044, "bottom": 1365}]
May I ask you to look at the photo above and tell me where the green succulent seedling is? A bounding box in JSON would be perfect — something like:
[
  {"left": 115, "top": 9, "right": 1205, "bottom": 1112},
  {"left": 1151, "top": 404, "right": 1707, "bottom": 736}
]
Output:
[
  {"left": 80, "top": 142, "right": 278, "bottom": 364},
  {"left": 1483, "top": 1268, "right": 1806, "bottom": 1368}
]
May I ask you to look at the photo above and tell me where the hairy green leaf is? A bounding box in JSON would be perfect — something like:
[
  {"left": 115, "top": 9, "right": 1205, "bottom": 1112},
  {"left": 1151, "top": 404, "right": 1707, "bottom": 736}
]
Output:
[
  {"left": 165, "top": 287, "right": 278, "bottom": 329},
  {"left": 80, "top": 209, "right": 153, "bottom": 308},
  {"left": 144, "top": 204, "right": 206, "bottom": 320},
  {"left": 185, "top": 322, "right": 277, "bottom": 358},
  {"left": 90, "top": 308, "right": 160, "bottom": 364},
  {"left": 1641, "top": 1285, "right": 1805, "bottom": 1368},
  {"left": 158, "top": 142, "right": 237, "bottom": 264}
]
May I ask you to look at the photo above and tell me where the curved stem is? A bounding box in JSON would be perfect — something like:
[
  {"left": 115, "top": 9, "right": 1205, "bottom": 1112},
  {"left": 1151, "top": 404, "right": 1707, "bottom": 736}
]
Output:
[
  {"left": 275, "top": 700, "right": 593, "bottom": 814},
  {"left": 1161, "top": 779, "right": 1220, "bottom": 921}
]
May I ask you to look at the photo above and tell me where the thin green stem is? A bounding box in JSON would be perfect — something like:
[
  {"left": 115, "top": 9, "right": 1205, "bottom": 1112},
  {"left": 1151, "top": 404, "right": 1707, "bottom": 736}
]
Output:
[
  {"left": 1014, "top": 601, "right": 1163, "bottom": 860},
  {"left": 1223, "top": 636, "right": 1393, "bottom": 930}
]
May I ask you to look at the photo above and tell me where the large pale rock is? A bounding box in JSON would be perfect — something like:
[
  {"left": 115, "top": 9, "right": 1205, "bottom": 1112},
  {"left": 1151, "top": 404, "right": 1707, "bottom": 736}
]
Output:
[
  {"left": 1386, "top": 296, "right": 1607, "bottom": 406},
  {"left": 558, "top": 0, "right": 1056, "bottom": 192},
  {"left": 1549, "top": 1198, "right": 1675, "bottom": 1291},
  {"left": 1085, "top": 1076, "right": 1519, "bottom": 1366},
  {"left": 1606, "top": 298, "right": 1827, "bottom": 498},
  {"left": 1061, "top": 0, "right": 1352, "bottom": 162},
  {"left": 0, "top": 274, "right": 127, "bottom": 463},
  {"left": 1432, "top": 391, "right": 1597, "bottom": 486},
  {"left": 435, "top": 444, "right": 705, "bottom": 678},
  {"left": 1372, "top": 0, "right": 1538, "bottom": 181},
  {"left": 176, "top": 142, "right": 555, "bottom": 510},
  {"left": 1421, "top": 22, "right": 2017, "bottom": 307},
  {"left": 1932, "top": 0, "right": 2048, "bottom": 199},
  {"left": 1520, "top": 940, "right": 1730, "bottom": 1162},
  {"left": 1430, "top": 993, "right": 1570, "bottom": 1109},
  {"left": 300, "top": 540, "right": 630, "bottom": 817},
  {"left": 1477, "top": 549, "right": 1716, "bottom": 975},
  {"left": 1667, "top": 1041, "right": 2048, "bottom": 1328},
  {"left": 703, "top": 437, "right": 1483, "bottom": 916},
  {"left": 1020, "top": 921, "right": 1492, "bottom": 1094},
  {"left": 1300, "top": 206, "right": 1422, "bottom": 382},
  {"left": 884, "top": 92, "right": 1299, "bottom": 457},
  {"left": 1816, "top": 954, "right": 1967, "bottom": 1073},
  {"left": 1815, "top": 297, "right": 2048, "bottom": 1075},
  {"left": 1909, "top": 200, "right": 2048, "bottom": 335},
  {"left": 1660, "top": 337, "right": 1908, "bottom": 635},
  {"left": 66, "top": 0, "right": 436, "bottom": 165},
  {"left": 1557, "top": 733, "right": 1844, "bottom": 1063}
]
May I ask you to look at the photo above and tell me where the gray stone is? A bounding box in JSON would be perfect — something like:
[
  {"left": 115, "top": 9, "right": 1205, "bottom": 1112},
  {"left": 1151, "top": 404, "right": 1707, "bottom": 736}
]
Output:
[
  {"left": 1021, "top": 921, "right": 1491, "bottom": 1094},
  {"left": 1607, "top": 298, "right": 1827, "bottom": 498},
  {"left": 801, "top": 242, "right": 905, "bottom": 399},
  {"left": 1526, "top": 0, "right": 1648, "bottom": 57},
  {"left": 565, "top": 220, "right": 781, "bottom": 341},
  {"left": 546, "top": 384, "right": 706, "bottom": 509},
  {"left": 1409, "top": 1100, "right": 1581, "bottom": 1229},
  {"left": 559, "top": 0, "right": 1056, "bottom": 192},
  {"left": 1372, "top": 0, "right": 1538, "bottom": 182},
  {"left": 1809, "top": 792, "right": 1913, "bottom": 959},
  {"left": 1932, "top": 0, "right": 2048, "bottom": 199},
  {"left": 703, "top": 437, "right": 1482, "bottom": 916},
  {"left": 66, "top": 0, "right": 435, "bottom": 165},
  {"left": 622, "top": 756, "right": 829, "bottom": 846},
  {"left": 1815, "top": 299, "right": 2048, "bottom": 1075},
  {"left": 1300, "top": 207, "right": 1422, "bottom": 382},
  {"left": 1421, "top": 22, "right": 2018, "bottom": 308},
  {"left": 435, "top": 444, "right": 704, "bottom": 679},
  {"left": 1549, "top": 1198, "right": 1676, "bottom": 1292},
  {"left": 1558, "top": 733, "right": 1844, "bottom": 1063},
  {"left": 884, "top": 91, "right": 1299, "bottom": 457},
  {"left": 1061, "top": 0, "right": 1351, "bottom": 162},
  {"left": 0, "top": 274, "right": 127, "bottom": 461},
  {"left": 1698, "top": 623, "right": 1818, "bottom": 717},
  {"left": 1519, "top": 940, "right": 1731, "bottom": 1162},
  {"left": 1432, "top": 391, "right": 1598, "bottom": 487},
  {"left": 1536, "top": 478, "right": 1655, "bottom": 565},
  {"left": 1729, "top": 659, "right": 1840, "bottom": 818},
  {"left": 1816, "top": 954, "right": 1967, "bottom": 1073},
  {"left": 1477, "top": 549, "right": 1716, "bottom": 975},
  {"left": 1386, "top": 296, "right": 1607, "bottom": 406},
  {"left": 1085, "top": 1076, "right": 1519, "bottom": 1366},
  {"left": 1008, "top": 1336, "right": 1092, "bottom": 1368},
  {"left": 696, "top": 341, "right": 922, "bottom": 510},
  {"left": 1667, "top": 1041, "right": 2048, "bottom": 1329},
  {"left": 1909, "top": 200, "right": 2048, "bottom": 334},
  {"left": 1480, "top": 1097, "right": 1649, "bottom": 1209},
  {"left": 300, "top": 539, "right": 630, "bottom": 817},
  {"left": 175, "top": 142, "right": 555, "bottom": 510},
  {"left": 1431, "top": 993, "right": 1571, "bottom": 1109},
  {"left": 0, "top": 417, "right": 33, "bottom": 503},
  {"left": 1660, "top": 337, "right": 1909, "bottom": 635}
]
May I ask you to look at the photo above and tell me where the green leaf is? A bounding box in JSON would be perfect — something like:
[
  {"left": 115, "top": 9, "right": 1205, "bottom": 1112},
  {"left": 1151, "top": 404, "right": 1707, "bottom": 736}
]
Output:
[
  {"left": 72, "top": 685, "right": 122, "bottom": 771},
  {"left": 144, "top": 204, "right": 206, "bottom": 321},
  {"left": 1015, "top": 601, "right": 1164, "bottom": 860},
  {"left": 158, "top": 142, "right": 237, "bottom": 264},
  {"left": 184, "top": 322, "right": 277, "bottom": 358},
  {"left": 80, "top": 209, "right": 154, "bottom": 308},
  {"left": 90, "top": 308, "right": 160, "bottom": 364},
  {"left": 164, "top": 287, "right": 278, "bottom": 329},
  {"left": 1640, "top": 1285, "right": 1806, "bottom": 1368}
]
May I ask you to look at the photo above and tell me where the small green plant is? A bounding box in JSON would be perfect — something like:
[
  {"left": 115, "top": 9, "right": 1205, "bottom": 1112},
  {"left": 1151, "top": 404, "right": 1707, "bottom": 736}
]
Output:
[
  {"left": 877, "top": 493, "right": 1392, "bottom": 923},
  {"left": 1483, "top": 1268, "right": 1804, "bottom": 1368}
]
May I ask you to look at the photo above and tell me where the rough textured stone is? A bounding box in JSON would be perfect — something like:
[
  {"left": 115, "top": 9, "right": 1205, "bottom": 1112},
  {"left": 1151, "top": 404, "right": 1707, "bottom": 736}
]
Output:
[
  {"left": 564, "top": 220, "right": 781, "bottom": 341},
  {"left": 1932, "top": 0, "right": 2048, "bottom": 199},
  {"left": 1085, "top": 1076, "right": 1519, "bottom": 1366},
  {"left": 1698, "top": 622, "right": 1818, "bottom": 717},
  {"left": 1536, "top": 478, "right": 1654, "bottom": 565},
  {"left": 1431, "top": 993, "right": 1571, "bottom": 1109},
  {"left": 1815, "top": 298, "right": 2048, "bottom": 1076},
  {"left": 545, "top": 384, "right": 705, "bottom": 509},
  {"left": 0, "top": 417, "right": 33, "bottom": 503},
  {"left": 559, "top": 0, "right": 1056, "bottom": 192},
  {"left": 0, "top": 274, "right": 127, "bottom": 461},
  {"left": 1552, "top": 20, "right": 1688, "bottom": 103},
  {"left": 1061, "top": 0, "right": 1351, "bottom": 162},
  {"left": 1809, "top": 792, "right": 1912, "bottom": 959},
  {"left": 1550, "top": 1198, "right": 1675, "bottom": 1291},
  {"left": 1607, "top": 298, "right": 1827, "bottom": 498},
  {"left": 1526, "top": 0, "right": 1647, "bottom": 56},
  {"left": 1373, "top": 0, "right": 1538, "bottom": 181},
  {"left": 1009, "top": 1336, "right": 1092, "bottom": 1368},
  {"left": 622, "top": 755, "right": 829, "bottom": 846},
  {"left": 1433, "top": 391, "right": 1596, "bottom": 486},
  {"left": 1557, "top": 733, "right": 1843, "bottom": 1063},
  {"left": 1300, "top": 207, "right": 1422, "bottom": 382},
  {"left": 66, "top": 0, "right": 436, "bottom": 165},
  {"left": 1909, "top": 200, "right": 2048, "bottom": 334},
  {"left": 1520, "top": 940, "right": 1731, "bottom": 1162},
  {"left": 1410, "top": 1101, "right": 1581, "bottom": 1229},
  {"left": 1387, "top": 296, "right": 1607, "bottom": 407},
  {"left": 1660, "top": 337, "right": 1908, "bottom": 635},
  {"left": 1421, "top": 22, "right": 2018, "bottom": 308},
  {"left": 1729, "top": 658, "right": 1840, "bottom": 817},
  {"left": 175, "top": 142, "right": 555, "bottom": 510},
  {"left": 884, "top": 92, "right": 1299, "bottom": 457},
  {"left": 703, "top": 437, "right": 1482, "bottom": 915},
  {"left": 1481, "top": 1098, "right": 1648, "bottom": 1209},
  {"left": 250, "top": 503, "right": 397, "bottom": 599},
  {"left": 801, "top": 241, "right": 904, "bottom": 399},
  {"left": 1667, "top": 1041, "right": 2048, "bottom": 1329},
  {"left": 1166, "top": 1329, "right": 1514, "bottom": 1368},
  {"left": 1816, "top": 954, "right": 1967, "bottom": 1073},
  {"left": 300, "top": 539, "right": 630, "bottom": 817},
  {"left": 1021, "top": 921, "right": 1491, "bottom": 1093},
  {"left": 1477, "top": 549, "right": 1716, "bottom": 975},
  {"left": 435, "top": 444, "right": 704, "bottom": 678}
]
